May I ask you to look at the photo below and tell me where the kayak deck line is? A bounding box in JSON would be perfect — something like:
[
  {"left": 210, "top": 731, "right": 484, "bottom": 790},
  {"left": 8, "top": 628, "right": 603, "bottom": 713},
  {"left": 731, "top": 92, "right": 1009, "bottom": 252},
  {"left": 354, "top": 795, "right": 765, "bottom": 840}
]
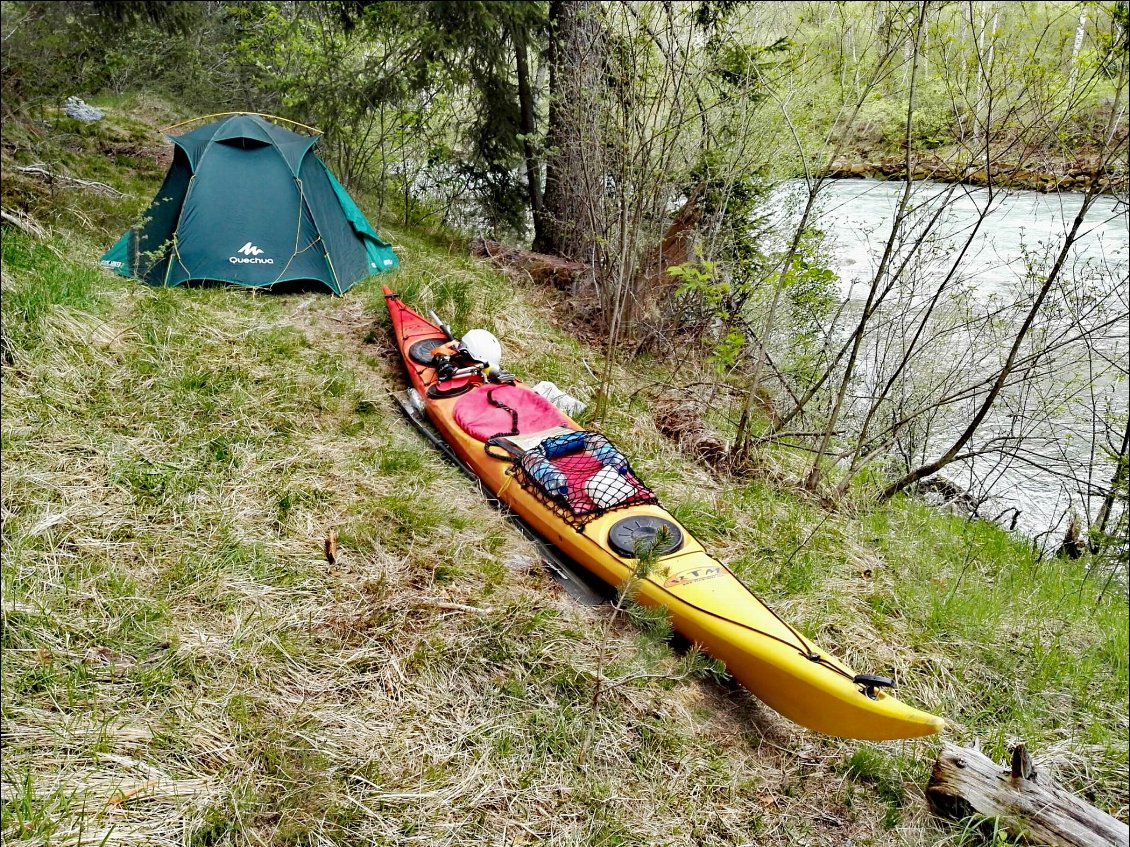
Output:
[{"left": 383, "top": 287, "right": 946, "bottom": 740}]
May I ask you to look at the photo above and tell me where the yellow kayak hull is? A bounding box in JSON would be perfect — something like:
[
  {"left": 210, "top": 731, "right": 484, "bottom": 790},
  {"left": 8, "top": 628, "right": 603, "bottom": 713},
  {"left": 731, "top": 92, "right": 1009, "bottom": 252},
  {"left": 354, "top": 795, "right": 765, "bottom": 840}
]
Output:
[{"left": 386, "top": 289, "right": 944, "bottom": 741}]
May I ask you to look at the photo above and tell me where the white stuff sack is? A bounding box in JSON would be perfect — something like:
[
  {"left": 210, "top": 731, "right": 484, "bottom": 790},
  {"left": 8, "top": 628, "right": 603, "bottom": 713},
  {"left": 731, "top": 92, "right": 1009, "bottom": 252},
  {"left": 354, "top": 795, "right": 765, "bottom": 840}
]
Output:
[
  {"left": 532, "top": 381, "right": 587, "bottom": 417},
  {"left": 585, "top": 465, "right": 635, "bottom": 509}
]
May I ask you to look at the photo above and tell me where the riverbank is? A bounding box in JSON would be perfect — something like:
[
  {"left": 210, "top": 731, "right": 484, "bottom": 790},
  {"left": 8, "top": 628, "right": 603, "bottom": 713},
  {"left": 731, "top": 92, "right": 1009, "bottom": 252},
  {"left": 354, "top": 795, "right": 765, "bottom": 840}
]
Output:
[{"left": 827, "top": 150, "right": 1128, "bottom": 193}]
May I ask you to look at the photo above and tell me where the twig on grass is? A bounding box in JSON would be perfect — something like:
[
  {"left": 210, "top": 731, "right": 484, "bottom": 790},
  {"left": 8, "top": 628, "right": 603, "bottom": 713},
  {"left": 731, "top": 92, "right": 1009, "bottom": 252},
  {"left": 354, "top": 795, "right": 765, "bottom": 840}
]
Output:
[{"left": 14, "top": 164, "right": 127, "bottom": 197}]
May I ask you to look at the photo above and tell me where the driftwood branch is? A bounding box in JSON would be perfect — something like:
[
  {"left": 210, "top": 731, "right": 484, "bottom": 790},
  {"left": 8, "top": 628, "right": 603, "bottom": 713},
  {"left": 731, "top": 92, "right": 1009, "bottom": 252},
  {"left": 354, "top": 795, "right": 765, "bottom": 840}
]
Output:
[
  {"left": 928, "top": 741, "right": 1129, "bottom": 847},
  {"left": 13, "top": 164, "right": 126, "bottom": 198},
  {"left": 0, "top": 207, "right": 47, "bottom": 238}
]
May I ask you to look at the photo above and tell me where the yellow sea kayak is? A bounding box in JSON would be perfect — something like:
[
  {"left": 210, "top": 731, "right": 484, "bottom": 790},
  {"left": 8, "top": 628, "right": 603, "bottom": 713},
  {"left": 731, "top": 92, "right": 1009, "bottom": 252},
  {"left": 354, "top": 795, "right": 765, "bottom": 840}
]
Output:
[{"left": 385, "top": 287, "right": 944, "bottom": 741}]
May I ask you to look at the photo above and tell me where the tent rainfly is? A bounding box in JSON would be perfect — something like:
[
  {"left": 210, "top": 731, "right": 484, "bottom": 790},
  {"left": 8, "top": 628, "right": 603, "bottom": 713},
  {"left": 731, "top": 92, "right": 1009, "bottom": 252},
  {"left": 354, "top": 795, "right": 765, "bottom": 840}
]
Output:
[{"left": 101, "top": 114, "right": 398, "bottom": 295}]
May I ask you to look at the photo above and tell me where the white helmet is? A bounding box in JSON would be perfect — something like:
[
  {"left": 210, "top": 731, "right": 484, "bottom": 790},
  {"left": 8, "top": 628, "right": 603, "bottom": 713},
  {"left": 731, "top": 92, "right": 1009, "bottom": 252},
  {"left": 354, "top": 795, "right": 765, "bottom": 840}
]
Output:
[{"left": 460, "top": 329, "right": 503, "bottom": 369}]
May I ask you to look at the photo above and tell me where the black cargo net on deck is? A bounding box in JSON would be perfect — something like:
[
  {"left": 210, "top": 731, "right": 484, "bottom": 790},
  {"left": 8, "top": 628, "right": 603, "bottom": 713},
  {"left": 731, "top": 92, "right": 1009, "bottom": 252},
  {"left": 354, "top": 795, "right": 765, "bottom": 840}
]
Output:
[{"left": 507, "top": 429, "right": 658, "bottom": 532}]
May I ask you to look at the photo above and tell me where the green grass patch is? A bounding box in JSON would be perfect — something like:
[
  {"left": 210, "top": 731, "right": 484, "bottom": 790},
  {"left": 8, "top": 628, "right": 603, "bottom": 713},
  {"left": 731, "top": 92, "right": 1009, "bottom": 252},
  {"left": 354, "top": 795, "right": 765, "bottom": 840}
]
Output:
[{"left": 2, "top": 98, "right": 1126, "bottom": 847}]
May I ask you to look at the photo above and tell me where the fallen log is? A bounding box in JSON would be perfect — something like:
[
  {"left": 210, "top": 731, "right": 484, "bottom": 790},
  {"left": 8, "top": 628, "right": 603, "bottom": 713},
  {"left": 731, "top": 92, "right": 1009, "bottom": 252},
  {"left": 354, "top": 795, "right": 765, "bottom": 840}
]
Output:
[{"left": 927, "top": 741, "right": 1129, "bottom": 847}]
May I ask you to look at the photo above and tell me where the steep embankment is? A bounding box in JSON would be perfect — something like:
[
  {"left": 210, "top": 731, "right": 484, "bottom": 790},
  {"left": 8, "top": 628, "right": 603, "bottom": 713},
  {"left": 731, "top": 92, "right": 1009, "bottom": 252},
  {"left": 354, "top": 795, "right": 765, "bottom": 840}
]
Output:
[
  {"left": 817, "top": 85, "right": 1129, "bottom": 193},
  {"left": 826, "top": 148, "right": 1128, "bottom": 192},
  {"left": 1, "top": 101, "right": 1126, "bottom": 846}
]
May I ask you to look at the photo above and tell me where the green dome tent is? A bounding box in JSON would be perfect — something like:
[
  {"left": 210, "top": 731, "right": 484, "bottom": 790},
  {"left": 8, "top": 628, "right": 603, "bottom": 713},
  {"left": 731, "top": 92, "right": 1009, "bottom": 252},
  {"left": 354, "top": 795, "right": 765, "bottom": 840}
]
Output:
[{"left": 100, "top": 113, "right": 398, "bottom": 295}]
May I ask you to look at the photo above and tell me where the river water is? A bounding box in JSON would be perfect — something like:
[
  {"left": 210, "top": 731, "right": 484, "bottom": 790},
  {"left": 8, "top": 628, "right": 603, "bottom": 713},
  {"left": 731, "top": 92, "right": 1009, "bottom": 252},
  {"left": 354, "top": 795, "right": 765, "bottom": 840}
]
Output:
[{"left": 786, "top": 178, "right": 1129, "bottom": 545}]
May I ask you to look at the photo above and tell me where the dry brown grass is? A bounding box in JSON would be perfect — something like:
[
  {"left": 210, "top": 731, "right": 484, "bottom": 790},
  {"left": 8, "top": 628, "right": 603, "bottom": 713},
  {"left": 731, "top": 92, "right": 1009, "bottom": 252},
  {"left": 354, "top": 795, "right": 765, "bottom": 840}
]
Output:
[{"left": 2, "top": 209, "right": 1125, "bottom": 847}]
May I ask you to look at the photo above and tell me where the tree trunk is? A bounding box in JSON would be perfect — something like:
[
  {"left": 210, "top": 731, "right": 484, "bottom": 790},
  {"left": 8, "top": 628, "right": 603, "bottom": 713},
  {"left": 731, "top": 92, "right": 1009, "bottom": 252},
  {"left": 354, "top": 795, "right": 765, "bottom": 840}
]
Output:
[
  {"left": 513, "top": 26, "right": 546, "bottom": 246},
  {"left": 538, "top": 0, "right": 605, "bottom": 259},
  {"left": 927, "top": 742, "right": 1130, "bottom": 847},
  {"left": 1068, "top": 7, "right": 1088, "bottom": 92}
]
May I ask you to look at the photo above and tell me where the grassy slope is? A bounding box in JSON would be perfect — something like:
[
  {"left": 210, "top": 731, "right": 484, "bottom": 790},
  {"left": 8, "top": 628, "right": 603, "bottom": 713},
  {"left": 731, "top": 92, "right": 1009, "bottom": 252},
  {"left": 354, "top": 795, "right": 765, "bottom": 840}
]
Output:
[{"left": 1, "top": 102, "right": 1126, "bottom": 847}]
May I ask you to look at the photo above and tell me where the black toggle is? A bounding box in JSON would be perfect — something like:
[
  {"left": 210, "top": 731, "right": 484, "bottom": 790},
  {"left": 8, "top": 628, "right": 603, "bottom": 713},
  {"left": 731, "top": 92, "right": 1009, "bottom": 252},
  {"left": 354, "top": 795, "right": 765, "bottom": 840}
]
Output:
[{"left": 853, "top": 673, "right": 895, "bottom": 700}]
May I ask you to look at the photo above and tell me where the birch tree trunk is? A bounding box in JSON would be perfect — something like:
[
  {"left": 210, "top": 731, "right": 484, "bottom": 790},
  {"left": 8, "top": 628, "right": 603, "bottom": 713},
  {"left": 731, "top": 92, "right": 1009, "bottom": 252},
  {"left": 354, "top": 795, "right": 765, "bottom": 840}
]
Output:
[{"left": 1067, "top": 5, "right": 1089, "bottom": 92}]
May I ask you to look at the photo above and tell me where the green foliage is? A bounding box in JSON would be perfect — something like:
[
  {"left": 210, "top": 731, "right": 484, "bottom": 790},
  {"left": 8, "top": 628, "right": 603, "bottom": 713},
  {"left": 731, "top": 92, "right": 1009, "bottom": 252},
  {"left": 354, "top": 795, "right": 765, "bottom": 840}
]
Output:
[
  {"left": 622, "top": 599, "right": 673, "bottom": 641},
  {"left": 668, "top": 253, "right": 746, "bottom": 372},
  {"left": 668, "top": 161, "right": 777, "bottom": 363},
  {"left": 1, "top": 1, "right": 208, "bottom": 111},
  {"left": 265, "top": 0, "right": 549, "bottom": 235},
  {"left": 780, "top": 226, "right": 838, "bottom": 355},
  {"left": 426, "top": 1, "right": 548, "bottom": 235},
  {"left": 709, "top": 36, "right": 794, "bottom": 88},
  {"left": 857, "top": 78, "right": 956, "bottom": 149}
]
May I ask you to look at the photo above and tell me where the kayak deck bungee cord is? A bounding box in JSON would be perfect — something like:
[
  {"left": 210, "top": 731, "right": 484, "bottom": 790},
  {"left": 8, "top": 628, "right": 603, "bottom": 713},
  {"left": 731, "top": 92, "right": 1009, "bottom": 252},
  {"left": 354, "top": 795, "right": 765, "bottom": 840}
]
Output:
[
  {"left": 384, "top": 287, "right": 945, "bottom": 741},
  {"left": 390, "top": 387, "right": 611, "bottom": 608}
]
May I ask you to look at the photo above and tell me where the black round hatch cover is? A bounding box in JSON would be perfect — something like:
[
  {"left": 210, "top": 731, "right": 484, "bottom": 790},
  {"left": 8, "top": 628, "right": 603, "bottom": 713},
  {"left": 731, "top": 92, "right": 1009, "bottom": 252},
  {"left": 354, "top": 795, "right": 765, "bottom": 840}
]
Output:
[
  {"left": 607, "top": 516, "right": 684, "bottom": 558},
  {"left": 409, "top": 337, "right": 448, "bottom": 365}
]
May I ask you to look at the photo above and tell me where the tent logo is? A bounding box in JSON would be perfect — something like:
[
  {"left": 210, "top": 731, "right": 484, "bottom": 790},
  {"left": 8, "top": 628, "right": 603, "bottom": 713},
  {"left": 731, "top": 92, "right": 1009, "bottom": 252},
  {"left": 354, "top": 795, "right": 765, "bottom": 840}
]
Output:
[{"left": 230, "top": 241, "right": 274, "bottom": 265}]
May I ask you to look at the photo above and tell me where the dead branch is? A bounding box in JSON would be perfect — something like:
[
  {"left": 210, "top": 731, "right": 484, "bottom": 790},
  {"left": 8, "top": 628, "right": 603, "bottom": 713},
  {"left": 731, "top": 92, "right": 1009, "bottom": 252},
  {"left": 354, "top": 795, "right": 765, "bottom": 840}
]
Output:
[
  {"left": 928, "top": 741, "right": 1130, "bottom": 847},
  {"left": 0, "top": 207, "right": 47, "bottom": 238},
  {"left": 13, "top": 164, "right": 126, "bottom": 198}
]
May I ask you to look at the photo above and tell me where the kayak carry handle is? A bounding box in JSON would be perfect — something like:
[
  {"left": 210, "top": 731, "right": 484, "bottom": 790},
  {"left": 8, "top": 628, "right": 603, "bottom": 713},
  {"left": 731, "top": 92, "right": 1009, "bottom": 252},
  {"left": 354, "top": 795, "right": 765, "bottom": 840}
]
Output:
[{"left": 853, "top": 673, "right": 895, "bottom": 699}]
